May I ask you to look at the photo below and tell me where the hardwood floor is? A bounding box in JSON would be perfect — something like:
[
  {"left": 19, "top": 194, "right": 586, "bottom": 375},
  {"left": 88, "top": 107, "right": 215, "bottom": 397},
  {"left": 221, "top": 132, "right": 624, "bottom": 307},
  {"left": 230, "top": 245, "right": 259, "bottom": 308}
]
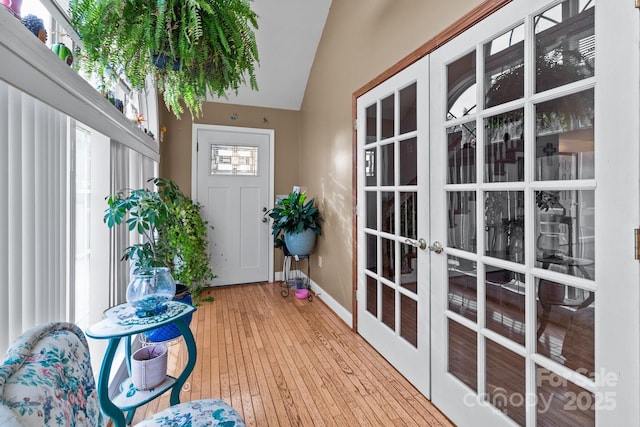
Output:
[{"left": 129, "top": 282, "right": 452, "bottom": 426}]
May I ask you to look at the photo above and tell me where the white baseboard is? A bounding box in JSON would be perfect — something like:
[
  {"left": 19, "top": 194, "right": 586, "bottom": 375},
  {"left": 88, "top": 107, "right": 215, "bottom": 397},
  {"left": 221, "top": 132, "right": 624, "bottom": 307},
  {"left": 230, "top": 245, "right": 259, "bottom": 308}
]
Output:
[{"left": 275, "top": 270, "right": 352, "bottom": 328}]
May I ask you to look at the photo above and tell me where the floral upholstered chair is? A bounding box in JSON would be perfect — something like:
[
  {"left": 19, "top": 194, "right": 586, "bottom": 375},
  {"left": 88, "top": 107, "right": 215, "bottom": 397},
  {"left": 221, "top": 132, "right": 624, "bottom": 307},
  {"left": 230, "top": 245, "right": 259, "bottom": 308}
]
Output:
[{"left": 0, "top": 322, "right": 245, "bottom": 427}]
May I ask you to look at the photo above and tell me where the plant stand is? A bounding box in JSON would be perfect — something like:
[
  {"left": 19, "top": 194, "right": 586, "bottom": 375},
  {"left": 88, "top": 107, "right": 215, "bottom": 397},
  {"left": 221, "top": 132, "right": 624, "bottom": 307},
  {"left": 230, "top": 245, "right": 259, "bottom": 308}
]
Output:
[{"left": 280, "top": 254, "right": 313, "bottom": 302}]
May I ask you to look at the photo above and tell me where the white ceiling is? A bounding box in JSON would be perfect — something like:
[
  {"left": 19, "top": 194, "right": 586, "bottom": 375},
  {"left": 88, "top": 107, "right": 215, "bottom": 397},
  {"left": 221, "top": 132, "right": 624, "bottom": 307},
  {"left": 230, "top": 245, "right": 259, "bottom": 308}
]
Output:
[{"left": 207, "top": 0, "right": 332, "bottom": 111}]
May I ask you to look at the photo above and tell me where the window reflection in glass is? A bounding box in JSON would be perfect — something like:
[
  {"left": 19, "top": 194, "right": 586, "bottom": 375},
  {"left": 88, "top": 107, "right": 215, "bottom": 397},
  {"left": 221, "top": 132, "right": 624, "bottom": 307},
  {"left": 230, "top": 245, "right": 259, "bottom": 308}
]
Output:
[
  {"left": 485, "top": 191, "right": 524, "bottom": 263},
  {"left": 401, "top": 242, "right": 418, "bottom": 294},
  {"left": 365, "top": 148, "right": 376, "bottom": 186},
  {"left": 448, "top": 255, "right": 477, "bottom": 322},
  {"left": 399, "top": 83, "right": 417, "bottom": 134},
  {"left": 448, "top": 191, "right": 477, "bottom": 253},
  {"left": 447, "top": 121, "right": 477, "bottom": 184},
  {"left": 382, "top": 237, "right": 395, "bottom": 282},
  {"left": 485, "top": 267, "right": 525, "bottom": 345},
  {"left": 380, "top": 142, "right": 394, "bottom": 186},
  {"left": 365, "top": 191, "right": 376, "bottom": 229},
  {"left": 382, "top": 283, "right": 395, "bottom": 329},
  {"left": 366, "top": 275, "right": 378, "bottom": 317},
  {"left": 535, "top": 190, "right": 594, "bottom": 278},
  {"left": 399, "top": 192, "right": 416, "bottom": 240},
  {"left": 448, "top": 319, "right": 477, "bottom": 392},
  {"left": 366, "top": 103, "right": 377, "bottom": 143},
  {"left": 399, "top": 137, "right": 417, "bottom": 186},
  {"left": 535, "top": 89, "right": 594, "bottom": 181},
  {"left": 486, "top": 340, "right": 526, "bottom": 426},
  {"left": 366, "top": 233, "right": 377, "bottom": 273},
  {"left": 400, "top": 294, "right": 418, "bottom": 348},
  {"left": 447, "top": 51, "right": 476, "bottom": 120},
  {"left": 382, "top": 94, "right": 395, "bottom": 139},
  {"left": 484, "top": 109, "right": 524, "bottom": 182},
  {"left": 381, "top": 191, "right": 395, "bottom": 234},
  {"left": 535, "top": 0, "right": 595, "bottom": 93},
  {"left": 484, "top": 24, "right": 525, "bottom": 108},
  {"left": 536, "top": 365, "right": 595, "bottom": 427},
  {"left": 536, "top": 278, "right": 594, "bottom": 377}
]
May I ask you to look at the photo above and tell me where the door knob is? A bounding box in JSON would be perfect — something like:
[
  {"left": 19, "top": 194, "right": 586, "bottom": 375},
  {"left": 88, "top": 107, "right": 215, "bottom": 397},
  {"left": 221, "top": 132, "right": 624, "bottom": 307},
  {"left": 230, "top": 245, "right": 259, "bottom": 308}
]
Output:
[
  {"left": 404, "top": 238, "right": 427, "bottom": 250},
  {"left": 428, "top": 241, "right": 443, "bottom": 254}
]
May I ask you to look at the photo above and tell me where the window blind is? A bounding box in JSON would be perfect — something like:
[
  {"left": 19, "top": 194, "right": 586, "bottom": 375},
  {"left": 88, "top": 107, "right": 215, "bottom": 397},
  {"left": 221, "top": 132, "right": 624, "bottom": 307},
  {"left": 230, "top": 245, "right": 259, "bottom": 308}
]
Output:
[{"left": 0, "top": 81, "right": 69, "bottom": 351}]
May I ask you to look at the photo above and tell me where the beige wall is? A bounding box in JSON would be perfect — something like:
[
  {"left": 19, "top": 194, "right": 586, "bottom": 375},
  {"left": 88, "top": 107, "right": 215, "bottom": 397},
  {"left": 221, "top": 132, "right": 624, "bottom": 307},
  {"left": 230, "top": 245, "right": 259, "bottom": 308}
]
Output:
[
  {"left": 158, "top": 101, "right": 301, "bottom": 273},
  {"left": 160, "top": 0, "right": 487, "bottom": 314},
  {"left": 299, "top": 0, "right": 485, "bottom": 312},
  {"left": 159, "top": 102, "right": 300, "bottom": 200}
]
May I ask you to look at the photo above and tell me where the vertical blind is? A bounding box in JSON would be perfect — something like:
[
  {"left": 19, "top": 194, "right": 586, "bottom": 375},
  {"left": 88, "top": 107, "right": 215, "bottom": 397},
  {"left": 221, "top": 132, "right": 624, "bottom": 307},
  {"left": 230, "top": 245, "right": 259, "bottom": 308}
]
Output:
[{"left": 0, "top": 81, "right": 69, "bottom": 351}]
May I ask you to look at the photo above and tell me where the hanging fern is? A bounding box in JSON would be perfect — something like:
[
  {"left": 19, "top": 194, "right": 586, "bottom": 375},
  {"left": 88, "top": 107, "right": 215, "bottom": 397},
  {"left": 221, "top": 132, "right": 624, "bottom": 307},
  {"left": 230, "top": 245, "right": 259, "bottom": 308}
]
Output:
[{"left": 70, "top": 0, "right": 259, "bottom": 118}]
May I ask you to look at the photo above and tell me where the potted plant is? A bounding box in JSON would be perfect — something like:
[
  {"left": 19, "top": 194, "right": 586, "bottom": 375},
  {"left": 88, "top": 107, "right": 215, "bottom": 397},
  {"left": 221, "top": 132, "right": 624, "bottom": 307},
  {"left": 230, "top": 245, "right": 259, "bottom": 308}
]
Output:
[
  {"left": 152, "top": 177, "right": 215, "bottom": 305},
  {"left": 266, "top": 191, "right": 323, "bottom": 256},
  {"left": 70, "top": 0, "right": 259, "bottom": 118},
  {"left": 104, "top": 178, "right": 215, "bottom": 319}
]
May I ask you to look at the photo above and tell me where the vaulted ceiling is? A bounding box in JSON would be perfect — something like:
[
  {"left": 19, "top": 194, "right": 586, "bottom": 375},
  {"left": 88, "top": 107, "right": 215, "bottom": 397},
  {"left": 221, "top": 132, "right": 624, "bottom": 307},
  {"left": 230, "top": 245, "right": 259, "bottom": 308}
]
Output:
[{"left": 207, "top": 0, "right": 332, "bottom": 111}]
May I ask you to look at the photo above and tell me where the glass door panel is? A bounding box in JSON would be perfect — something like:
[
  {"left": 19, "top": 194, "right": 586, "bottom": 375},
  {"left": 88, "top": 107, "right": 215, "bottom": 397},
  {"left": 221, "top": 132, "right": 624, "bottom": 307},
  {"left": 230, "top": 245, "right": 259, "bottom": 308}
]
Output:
[
  {"left": 426, "top": 0, "right": 629, "bottom": 425},
  {"left": 357, "top": 58, "right": 430, "bottom": 397}
]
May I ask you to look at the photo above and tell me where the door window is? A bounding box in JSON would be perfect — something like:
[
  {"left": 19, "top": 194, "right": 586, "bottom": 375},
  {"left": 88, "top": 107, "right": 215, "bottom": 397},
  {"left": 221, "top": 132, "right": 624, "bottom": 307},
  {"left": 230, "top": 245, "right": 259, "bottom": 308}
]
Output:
[{"left": 439, "top": 1, "right": 596, "bottom": 426}]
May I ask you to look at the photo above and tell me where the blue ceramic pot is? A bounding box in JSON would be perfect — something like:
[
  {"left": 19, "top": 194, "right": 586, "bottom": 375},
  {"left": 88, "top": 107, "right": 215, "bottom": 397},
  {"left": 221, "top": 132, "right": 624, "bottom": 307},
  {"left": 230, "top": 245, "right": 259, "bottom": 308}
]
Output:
[
  {"left": 145, "top": 284, "right": 193, "bottom": 342},
  {"left": 284, "top": 229, "right": 317, "bottom": 256}
]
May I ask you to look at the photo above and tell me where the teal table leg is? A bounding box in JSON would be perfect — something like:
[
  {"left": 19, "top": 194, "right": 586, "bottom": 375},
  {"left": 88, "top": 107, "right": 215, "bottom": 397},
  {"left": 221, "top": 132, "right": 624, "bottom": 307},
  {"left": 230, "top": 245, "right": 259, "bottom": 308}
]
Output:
[
  {"left": 98, "top": 337, "right": 125, "bottom": 427},
  {"left": 170, "top": 318, "right": 197, "bottom": 406}
]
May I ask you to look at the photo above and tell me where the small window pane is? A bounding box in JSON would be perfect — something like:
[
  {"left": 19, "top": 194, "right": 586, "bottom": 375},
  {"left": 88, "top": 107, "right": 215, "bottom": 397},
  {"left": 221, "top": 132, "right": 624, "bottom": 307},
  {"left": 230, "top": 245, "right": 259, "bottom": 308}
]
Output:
[
  {"left": 381, "top": 142, "right": 394, "bottom": 186},
  {"left": 447, "top": 50, "right": 477, "bottom": 120},
  {"left": 535, "top": 190, "right": 594, "bottom": 278},
  {"left": 381, "top": 94, "right": 395, "bottom": 139},
  {"left": 485, "top": 191, "right": 524, "bottom": 263},
  {"left": 399, "top": 83, "right": 417, "bottom": 134},
  {"left": 365, "top": 148, "right": 377, "bottom": 186},
  {"left": 447, "top": 121, "right": 477, "bottom": 184},
  {"left": 448, "top": 256, "right": 477, "bottom": 322},
  {"left": 366, "top": 275, "right": 378, "bottom": 316},
  {"left": 399, "top": 137, "right": 417, "bottom": 186},
  {"left": 448, "top": 320, "right": 477, "bottom": 392},
  {"left": 366, "top": 103, "right": 377, "bottom": 143},
  {"left": 535, "top": 89, "right": 594, "bottom": 181},
  {"left": 484, "top": 109, "right": 524, "bottom": 182},
  {"left": 210, "top": 145, "right": 258, "bottom": 176},
  {"left": 535, "top": 1, "right": 595, "bottom": 93},
  {"left": 484, "top": 24, "right": 525, "bottom": 108},
  {"left": 448, "top": 191, "right": 477, "bottom": 253}
]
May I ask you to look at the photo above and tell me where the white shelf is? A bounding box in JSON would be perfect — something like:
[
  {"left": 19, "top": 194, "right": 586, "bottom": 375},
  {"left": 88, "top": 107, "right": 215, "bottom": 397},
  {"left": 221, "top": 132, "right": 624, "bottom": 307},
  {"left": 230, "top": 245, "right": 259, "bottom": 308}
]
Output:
[{"left": 113, "top": 376, "right": 177, "bottom": 411}]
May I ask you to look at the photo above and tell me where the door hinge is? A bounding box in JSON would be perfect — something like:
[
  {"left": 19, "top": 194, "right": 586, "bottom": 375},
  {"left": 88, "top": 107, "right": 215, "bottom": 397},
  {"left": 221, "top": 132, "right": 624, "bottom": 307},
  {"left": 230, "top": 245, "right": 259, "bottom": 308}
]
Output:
[
  {"left": 353, "top": 119, "right": 358, "bottom": 131},
  {"left": 196, "top": 141, "right": 199, "bottom": 152},
  {"left": 635, "top": 229, "right": 640, "bottom": 260}
]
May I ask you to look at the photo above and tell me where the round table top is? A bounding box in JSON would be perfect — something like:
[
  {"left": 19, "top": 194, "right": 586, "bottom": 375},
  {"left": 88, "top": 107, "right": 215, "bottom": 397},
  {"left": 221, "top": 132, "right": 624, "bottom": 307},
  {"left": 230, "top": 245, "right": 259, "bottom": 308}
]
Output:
[{"left": 85, "top": 301, "right": 196, "bottom": 339}]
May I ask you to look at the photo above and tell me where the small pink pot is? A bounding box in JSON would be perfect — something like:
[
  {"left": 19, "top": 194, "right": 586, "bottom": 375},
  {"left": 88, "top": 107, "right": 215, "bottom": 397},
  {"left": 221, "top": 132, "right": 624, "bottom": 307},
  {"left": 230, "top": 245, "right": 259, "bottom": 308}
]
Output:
[{"left": 295, "top": 289, "right": 309, "bottom": 299}]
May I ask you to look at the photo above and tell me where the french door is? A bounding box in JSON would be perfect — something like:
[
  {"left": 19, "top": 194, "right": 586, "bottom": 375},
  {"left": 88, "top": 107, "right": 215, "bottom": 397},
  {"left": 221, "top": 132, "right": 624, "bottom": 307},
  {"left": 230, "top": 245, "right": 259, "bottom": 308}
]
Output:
[
  {"left": 357, "top": 0, "right": 639, "bottom": 426},
  {"left": 429, "top": 0, "right": 639, "bottom": 426},
  {"left": 356, "top": 56, "right": 430, "bottom": 396}
]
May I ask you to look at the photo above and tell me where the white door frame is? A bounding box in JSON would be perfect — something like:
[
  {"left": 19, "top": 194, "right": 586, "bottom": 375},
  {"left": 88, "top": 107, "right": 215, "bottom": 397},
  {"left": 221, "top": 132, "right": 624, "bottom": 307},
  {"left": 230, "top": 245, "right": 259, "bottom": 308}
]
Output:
[{"left": 192, "top": 124, "right": 275, "bottom": 283}]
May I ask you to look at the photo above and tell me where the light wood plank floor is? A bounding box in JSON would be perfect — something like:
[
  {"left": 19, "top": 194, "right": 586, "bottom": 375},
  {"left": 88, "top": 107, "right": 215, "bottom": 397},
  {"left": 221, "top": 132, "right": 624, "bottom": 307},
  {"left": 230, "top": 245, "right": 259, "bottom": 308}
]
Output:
[{"left": 129, "top": 282, "right": 453, "bottom": 426}]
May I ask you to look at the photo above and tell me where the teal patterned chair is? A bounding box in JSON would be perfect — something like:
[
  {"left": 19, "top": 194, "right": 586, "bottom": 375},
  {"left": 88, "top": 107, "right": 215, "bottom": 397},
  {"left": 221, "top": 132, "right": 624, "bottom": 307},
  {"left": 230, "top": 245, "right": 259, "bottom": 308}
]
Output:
[{"left": 0, "top": 322, "right": 245, "bottom": 427}]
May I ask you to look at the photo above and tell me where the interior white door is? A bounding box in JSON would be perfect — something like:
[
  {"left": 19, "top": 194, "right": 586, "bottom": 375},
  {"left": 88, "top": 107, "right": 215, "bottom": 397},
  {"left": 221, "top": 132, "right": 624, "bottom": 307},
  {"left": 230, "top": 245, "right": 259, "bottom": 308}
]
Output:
[
  {"left": 356, "top": 56, "right": 430, "bottom": 396},
  {"left": 429, "top": 1, "right": 639, "bottom": 426},
  {"left": 194, "top": 125, "right": 273, "bottom": 286}
]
